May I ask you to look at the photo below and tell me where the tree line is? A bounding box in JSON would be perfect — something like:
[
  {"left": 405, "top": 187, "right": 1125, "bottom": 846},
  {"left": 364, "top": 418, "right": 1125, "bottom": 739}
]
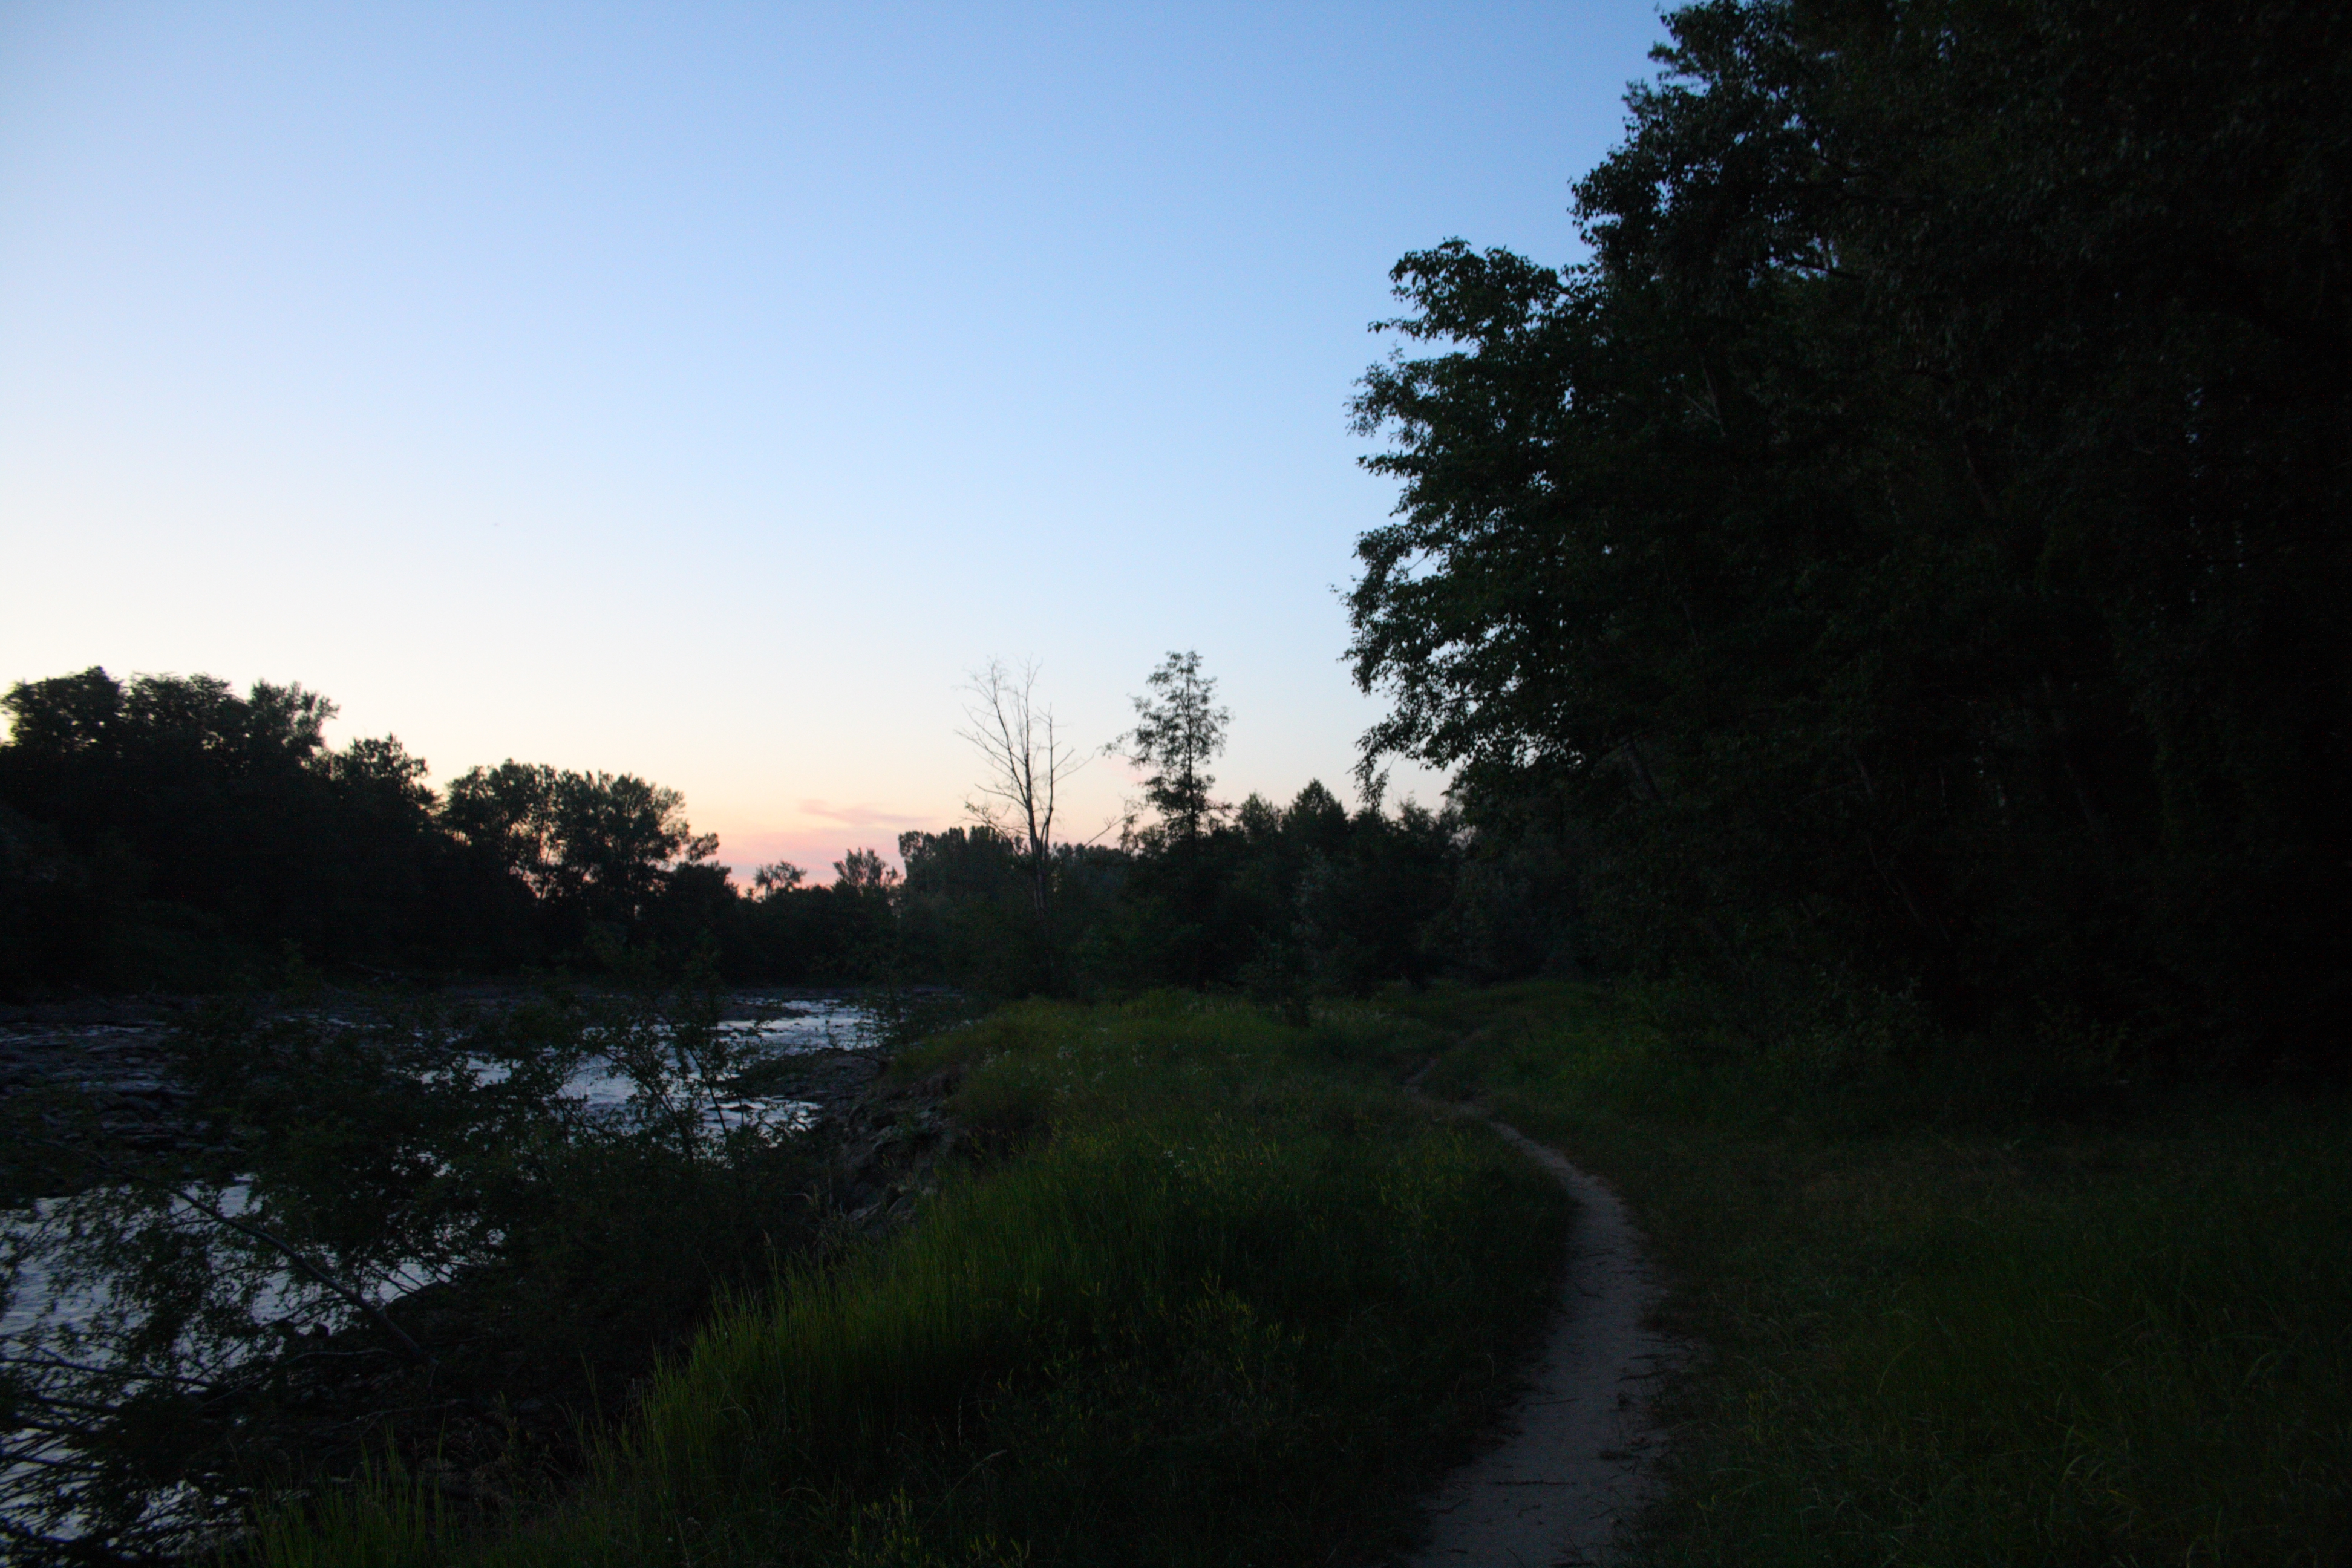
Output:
[
  {"left": 1344, "top": 0, "right": 2349, "bottom": 1073},
  {"left": 0, "top": 658, "right": 1553, "bottom": 1000},
  {"left": 0, "top": 666, "right": 879, "bottom": 992}
]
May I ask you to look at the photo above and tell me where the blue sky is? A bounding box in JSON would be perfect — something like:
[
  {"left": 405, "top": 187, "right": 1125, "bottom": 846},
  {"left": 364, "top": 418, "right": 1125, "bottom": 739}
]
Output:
[{"left": 1, "top": 1, "right": 1671, "bottom": 877}]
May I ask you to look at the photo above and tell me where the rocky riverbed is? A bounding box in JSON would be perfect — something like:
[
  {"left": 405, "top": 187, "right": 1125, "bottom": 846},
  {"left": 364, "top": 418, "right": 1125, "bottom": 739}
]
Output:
[
  {"left": 0, "top": 987, "right": 978, "bottom": 1556},
  {"left": 0, "top": 988, "right": 936, "bottom": 1186},
  {"left": 0, "top": 998, "right": 204, "bottom": 1161}
]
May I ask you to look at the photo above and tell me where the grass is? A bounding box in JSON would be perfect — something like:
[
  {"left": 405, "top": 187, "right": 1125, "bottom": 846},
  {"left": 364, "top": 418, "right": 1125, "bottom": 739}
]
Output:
[
  {"left": 250, "top": 994, "right": 1569, "bottom": 1567},
  {"left": 247, "top": 979, "right": 2347, "bottom": 1564},
  {"left": 1364, "top": 980, "right": 2352, "bottom": 1568}
]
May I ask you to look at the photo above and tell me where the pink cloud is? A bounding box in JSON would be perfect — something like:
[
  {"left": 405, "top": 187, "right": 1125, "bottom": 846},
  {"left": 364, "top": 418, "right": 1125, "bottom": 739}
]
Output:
[
  {"left": 794, "top": 799, "right": 936, "bottom": 829},
  {"left": 705, "top": 804, "right": 961, "bottom": 884}
]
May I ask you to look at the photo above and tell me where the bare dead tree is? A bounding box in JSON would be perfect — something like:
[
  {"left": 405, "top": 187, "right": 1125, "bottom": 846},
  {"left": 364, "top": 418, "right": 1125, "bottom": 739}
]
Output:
[{"left": 958, "top": 658, "right": 1094, "bottom": 938}]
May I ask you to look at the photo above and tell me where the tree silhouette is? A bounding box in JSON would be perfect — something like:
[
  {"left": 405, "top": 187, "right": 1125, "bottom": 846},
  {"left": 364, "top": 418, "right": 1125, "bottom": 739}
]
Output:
[
  {"left": 1126, "top": 651, "right": 1229, "bottom": 849},
  {"left": 958, "top": 658, "right": 1092, "bottom": 939}
]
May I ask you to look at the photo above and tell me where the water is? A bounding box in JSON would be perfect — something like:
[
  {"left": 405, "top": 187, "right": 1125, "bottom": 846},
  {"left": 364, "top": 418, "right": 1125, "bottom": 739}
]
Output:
[
  {"left": 0, "top": 990, "right": 883, "bottom": 1547},
  {"left": 1, "top": 991, "right": 876, "bottom": 1333},
  {"left": 489, "top": 994, "right": 876, "bottom": 1132},
  {"left": 705, "top": 994, "right": 881, "bottom": 1054}
]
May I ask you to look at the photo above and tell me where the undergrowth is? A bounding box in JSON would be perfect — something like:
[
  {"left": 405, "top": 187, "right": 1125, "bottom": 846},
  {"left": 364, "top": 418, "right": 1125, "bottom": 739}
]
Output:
[
  {"left": 1371, "top": 980, "right": 2352, "bottom": 1567},
  {"left": 249, "top": 994, "right": 1568, "bottom": 1567}
]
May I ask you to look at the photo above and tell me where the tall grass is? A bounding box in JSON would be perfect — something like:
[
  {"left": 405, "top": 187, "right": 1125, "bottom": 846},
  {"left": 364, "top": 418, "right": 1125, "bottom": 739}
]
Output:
[
  {"left": 254, "top": 995, "right": 1567, "bottom": 1567},
  {"left": 1376, "top": 981, "right": 2352, "bottom": 1567}
]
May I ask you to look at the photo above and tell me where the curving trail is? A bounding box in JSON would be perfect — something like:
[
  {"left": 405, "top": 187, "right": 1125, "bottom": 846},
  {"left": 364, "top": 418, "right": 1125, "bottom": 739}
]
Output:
[{"left": 1409, "top": 1118, "right": 1681, "bottom": 1567}]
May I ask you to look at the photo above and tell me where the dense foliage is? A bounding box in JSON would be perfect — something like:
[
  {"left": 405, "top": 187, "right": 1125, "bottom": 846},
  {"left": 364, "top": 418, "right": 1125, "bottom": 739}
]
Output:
[
  {"left": 1, "top": 981, "right": 829, "bottom": 1560},
  {"left": 0, "top": 664, "right": 1538, "bottom": 1001},
  {"left": 1348, "top": 0, "right": 2351, "bottom": 1068},
  {"left": 8, "top": 7, "right": 2345, "bottom": 1563},
  {"left": 892, "top": 783, "right": 1522, "bottom": 1002},
  {"left": 0, "top": 668, "right": 737, "bottom": 990},
  {"left": 1370, "top": 981, "right": 2352, "bottom": 1566},
  {"left": 253, "top": 998, "right": 1569, "bottom": 1568}
]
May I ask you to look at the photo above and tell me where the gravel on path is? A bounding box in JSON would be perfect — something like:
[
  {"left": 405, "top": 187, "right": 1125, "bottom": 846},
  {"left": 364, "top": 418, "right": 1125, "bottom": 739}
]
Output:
[{"left": 1408, "top": 1119, "right": 1681, "bottom": 1567}]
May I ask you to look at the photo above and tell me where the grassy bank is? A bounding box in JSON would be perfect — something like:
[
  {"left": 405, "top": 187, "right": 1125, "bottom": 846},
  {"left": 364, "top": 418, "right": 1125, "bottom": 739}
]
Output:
[
  {"left": 256, "top": 995, "right": 1567, "bottom": 1567},
  {"left": 1364, "top": 982, "right": 2352, "bottom": 1567}
]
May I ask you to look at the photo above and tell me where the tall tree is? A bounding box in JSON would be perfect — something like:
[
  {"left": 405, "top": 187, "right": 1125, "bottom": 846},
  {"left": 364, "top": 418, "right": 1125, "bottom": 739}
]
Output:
[
  {"left": 1348, "top": 0, "right": 2352, "bottom": 1062},
  {"left": 958, "top": 659, "right": 1091, "bottom": 938},
  {"left": 1125, "top": 651, "right": 1230, "bottom": 849},
  {"left": 442, "top": 761, "right": 716, "bottom": 933}
]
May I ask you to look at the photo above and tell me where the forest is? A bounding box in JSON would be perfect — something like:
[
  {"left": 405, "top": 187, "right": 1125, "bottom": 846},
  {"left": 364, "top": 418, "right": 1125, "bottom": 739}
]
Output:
[
  {"left": 1341, "top": 0, "right": 2349, "bottom": 1076},
  {"left": 0, "top": 655, "right": 1522, "bottom": 1005}
]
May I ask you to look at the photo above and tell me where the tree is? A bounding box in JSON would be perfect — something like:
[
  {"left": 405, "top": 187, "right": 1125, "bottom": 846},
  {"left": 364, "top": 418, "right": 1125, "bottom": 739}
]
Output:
[
  {"left": 1125, "top": 651, "right": 1230, "bottom": 849},
  {"left": 753, "top": 860, "right": 806, "bottom": 894},
  {"left": 544, "top": 771, "right": 717, "bottom": 924},
  {"left": 1116, "top": 652, "right": 1235, "bottom": 988},
  {"left": 441, "top": 762, "right": 718, "bottom": 942},
  {"left": 441, "top": 761, "right": 563, "bottom": 892},
  {"left": 832, "top": 847, "right": 901, "bottom": 895},
  {"left": 1347, "top": 0, "right": 2352, "bottom": 1062},
  {"left": 958, "top": 659, "right": 1093, "bottom": 938},
  {"left": 0, "top": 667, "right": 453, "bottom": 981}
]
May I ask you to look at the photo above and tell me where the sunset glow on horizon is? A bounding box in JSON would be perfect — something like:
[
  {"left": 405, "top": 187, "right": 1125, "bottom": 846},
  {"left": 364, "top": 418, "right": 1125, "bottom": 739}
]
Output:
[{"left": 2, "top": 2, "right": 1674, "bottom": 879}]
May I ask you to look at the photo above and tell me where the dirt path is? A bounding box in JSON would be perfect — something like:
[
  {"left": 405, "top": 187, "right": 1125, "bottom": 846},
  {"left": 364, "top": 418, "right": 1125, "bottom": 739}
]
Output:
[{"left": 1409, "top": 1119, "right": 1679, "bottom": 1567}]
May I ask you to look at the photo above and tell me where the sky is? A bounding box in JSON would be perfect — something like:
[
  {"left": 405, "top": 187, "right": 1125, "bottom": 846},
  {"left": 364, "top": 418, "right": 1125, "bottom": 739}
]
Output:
[{"left": 1, "top": 1, "right": 1672, "bottom": 880}]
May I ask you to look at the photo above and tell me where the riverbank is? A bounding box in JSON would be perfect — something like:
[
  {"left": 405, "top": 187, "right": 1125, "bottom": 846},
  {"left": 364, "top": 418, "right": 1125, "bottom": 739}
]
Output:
[
  {"left": 66, "top": 979, "right": 2343, "bottom": 1565},
  {"left": 0, "top": 986, "right": 893, "bottom": 1198},
  {"left": 0, "top": 984, "right": 937, "bottom": 1558},
  {"left": 255, "top": 995, "right": 1570, "bottom": 1567}
]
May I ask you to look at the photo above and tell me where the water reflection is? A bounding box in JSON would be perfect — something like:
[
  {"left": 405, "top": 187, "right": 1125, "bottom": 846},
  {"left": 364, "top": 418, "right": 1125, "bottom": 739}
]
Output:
[
  {"left": 0, "top": 993, "right": 877, "bottom": 1358},
  {"left": 2, "top": 990, "right": 886, "bottom": 1547}
]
